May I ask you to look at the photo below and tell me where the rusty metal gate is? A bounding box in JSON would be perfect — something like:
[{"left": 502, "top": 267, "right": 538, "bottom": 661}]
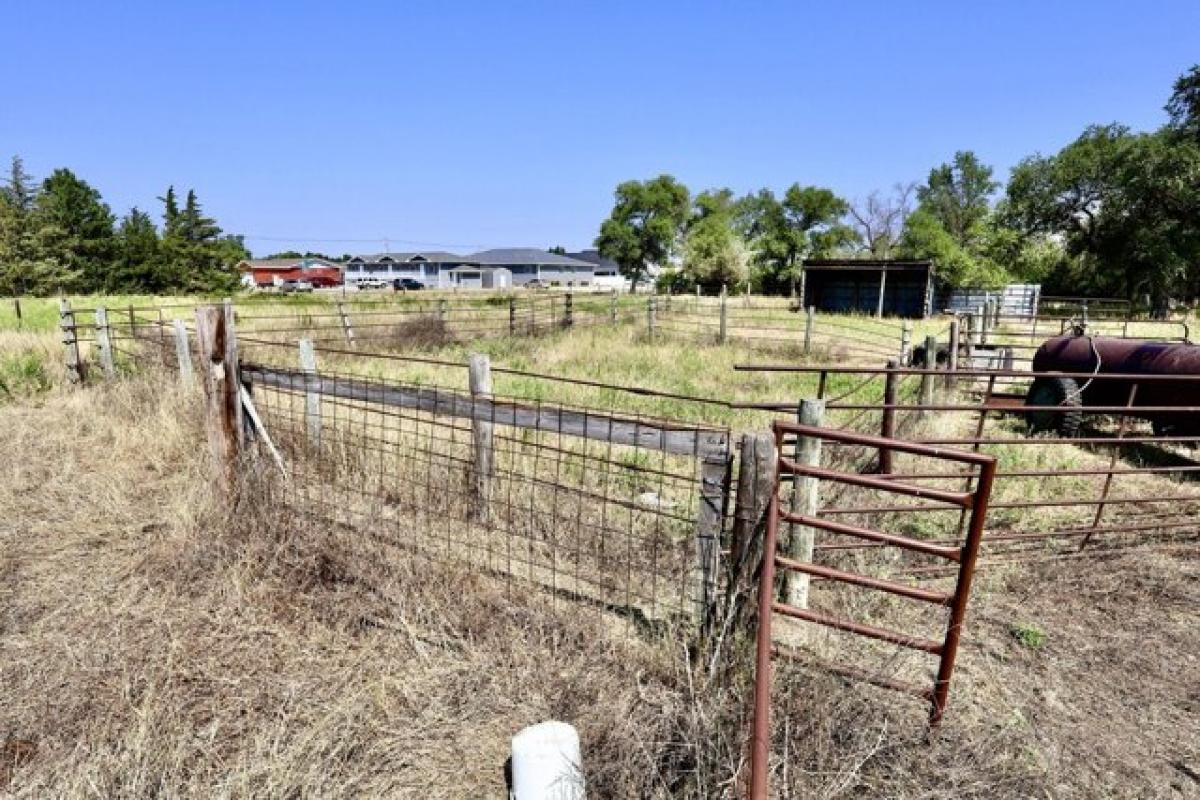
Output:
[{"left": 747, "top": 421, "right": 997, "bottom": 800}]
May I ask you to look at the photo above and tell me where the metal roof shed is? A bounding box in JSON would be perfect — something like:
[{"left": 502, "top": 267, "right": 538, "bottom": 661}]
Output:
[{"left": 800, "top": 259, "right": 934, "bottom": 318}]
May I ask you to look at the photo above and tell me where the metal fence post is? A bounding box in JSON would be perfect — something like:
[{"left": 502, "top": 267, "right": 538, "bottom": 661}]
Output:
[
  {"left": 173, "top": 319, "right": 194, "bottom": 387},
  {"left": 298, "top": 338, "right": 321, "bottom": 447},
  {"left": 784, "top": 399, "right": 824, "bottom": 610},
  {"left": 59, "top": 298, "right": 84, "bottom": 385},
  {"left": 946, "top": 317, "right": 961, "bottom": 391},
  {"left": 719, "top": 284, "right": 728, "bottom": 344},
  {"left": 880, "top": 360, "right": 899, "bottom": 473},
  {"left": 469, "top": 353, "right": 495, "bottom": 523},
  {"left": 803, "top": 306, "right": 815, "bottom": 355},
  {"left": 94, "top": 305, "right": 116, "bottom": 379}
]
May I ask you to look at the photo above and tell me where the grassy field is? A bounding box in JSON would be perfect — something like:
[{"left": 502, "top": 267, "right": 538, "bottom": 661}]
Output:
[{"left": 0, "top": 294, "right": 1197, "bottom": 796}]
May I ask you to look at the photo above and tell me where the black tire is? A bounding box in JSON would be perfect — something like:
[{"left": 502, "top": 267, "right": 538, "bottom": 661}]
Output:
[{"left": 1026, "top": 376, "right": 1084, "bottom": 436}]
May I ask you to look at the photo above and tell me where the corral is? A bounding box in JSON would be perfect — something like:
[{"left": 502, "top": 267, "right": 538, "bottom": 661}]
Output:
[{"left": 1, "top": 290, "right": 1197, "bottom": 798}]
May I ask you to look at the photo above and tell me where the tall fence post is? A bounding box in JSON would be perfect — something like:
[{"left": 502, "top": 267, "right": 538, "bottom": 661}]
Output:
[
  {"left": 946, "top": 317, "right": 961, "bottom": 391},
  {"left": 879, "top": 359, "right": 899, "bottom": 473},
  {"left": 609, "top": 289, "right": 618, "bottom": 324},
  {"left": 337, "top": 300, "right": 357, "bottom": 347},
  {"left": 647, "top": 294, "right": 657, "bottom": 337},
  {"left": 694, "top": 444, "right": 731, "bottom": 629},
  {"left": 173, "top": 319, "right": 194, "bottom": 387},
  {"left": 803, "top": 306, "right": 815, "bottom": 355},
  {"left": 784, "top": 399, "right": 824, "bottom": 610},
  {"left": 564, "top": 289, "right": 574, "bottom": 328},
  {"left": 59, "top": 298, "right": 84, "bottom": 385},
  {"left": 195, "top": 303, "right": 242, "bottom": 495},
  {"left": 13, "top": 298, "right": 21, "bottom": 329},
  {"left": 899, "top": 320, "right": 913, "bottom": 364},
  {"left": 919, "top": 334, "right": 937, "bottom": 413},
  {"left": 94, "top": 305, "right": 116, "bottom": 379},
  {"left": 509, "top": 295, "right": 517, "bottom": 336},
  {"left": 730, "top": 432, "right": 776, "bottom": 582},
  {"left": 719, "top": 284, "right": 728, "bottom": 344},
  {"left": 469, "top": 353, "right": 495, "bottom": 523},
  {"left": 299, "top": 338, "right": 321, "bottom": 447}
]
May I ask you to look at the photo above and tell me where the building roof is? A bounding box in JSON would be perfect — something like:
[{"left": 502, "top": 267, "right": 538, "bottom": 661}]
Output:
[
  {"left": 349, "top": 251, "right": 470, "bottom": 264},
  {"left": 565, "top": 249, "right": 619, "bottom": 269},
  {"left": 238, "top": 257, "right": 343, "bottom": 271},
  {"left": 446, "top": 265, "right": 511, "bottom": 273},
  {"left": 469, "top": 248, "right": 596, "bottom": 267},
  {"left": 802, "top": 258, "right": 933, "bottom": 271}
]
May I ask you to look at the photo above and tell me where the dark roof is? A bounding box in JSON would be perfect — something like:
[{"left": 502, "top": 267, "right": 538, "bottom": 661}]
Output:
[
  {"left": 565, "top": 249, "right": 618, "bottom": 269},
  {"left": 350, "top": 251, "right": 471, "bottom": 263},
  {"left": 803, "top": 258, "right": 932, "bottom": 271},
  {"left": 470, "top": 248, "right": 596, "bottom": 267}
]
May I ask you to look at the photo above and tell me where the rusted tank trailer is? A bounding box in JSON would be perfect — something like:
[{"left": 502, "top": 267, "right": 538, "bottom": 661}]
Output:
[{"left": 1027, "top": 335, "right": 1200, "bottom": 436}]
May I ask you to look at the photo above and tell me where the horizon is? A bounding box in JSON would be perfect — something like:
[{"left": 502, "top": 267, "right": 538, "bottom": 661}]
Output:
[{"left": 3, "top": 1, "right": 1198, "bottom": 257}]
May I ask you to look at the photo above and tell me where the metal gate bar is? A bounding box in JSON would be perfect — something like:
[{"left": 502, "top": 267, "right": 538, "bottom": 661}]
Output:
[{"left": 748, "top": 421, "right": 997, "bottom": 799}]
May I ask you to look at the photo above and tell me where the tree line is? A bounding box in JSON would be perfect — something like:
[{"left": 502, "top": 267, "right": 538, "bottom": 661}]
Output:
[
  {"left": 0, "top": 158, "right": 249, "bottom": 296},
  {"left": 597, "top": 66, "right": 1200, "bottom": 311}
]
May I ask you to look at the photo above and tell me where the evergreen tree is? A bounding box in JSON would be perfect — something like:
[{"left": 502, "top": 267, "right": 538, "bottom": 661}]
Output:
[
  {"left": 32, "top": 168, "right": 115, "bottom": 292},
  {"left": 111, "top": 208, "right": 163, "bottom": 291}
]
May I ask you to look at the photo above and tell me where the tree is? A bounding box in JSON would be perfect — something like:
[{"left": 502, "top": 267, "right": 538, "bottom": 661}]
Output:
[
  {"left": 0, "top": 156, "right": 60, "bottom": 295},
  {"left": 739, "top": 184, "right": 853, "bottom": 294},
  {"left": 595, "top": 175, "right": 690, "bottom": 292},
  {"left": 110, "top": 208, "right": 163, "bottom": 291},
  {"left": 547, "top": 245, "right": 567, "bottom": 255},
  {"left": 31, "top": 168, "right": 115, "bottom": 292},
  {"left": 681, "top": 189, "right": 748, "bottom": 289},
  {"left": 916, "top": 151, "right": 998, "bottom": 247},
  {"left": 1166, "top": 64, "right": 1200, "bottom": 141},
  {"left": 159, "top": 187, "right": 244, "bottom": 292},
  {"left": 848, "top": 183, "right": 915, "bottom": 257}
]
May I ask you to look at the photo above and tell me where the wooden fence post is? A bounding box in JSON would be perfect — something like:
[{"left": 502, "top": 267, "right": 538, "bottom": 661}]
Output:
[
  {"left": 564, "top": 289, "right": 574, "bottom": 328},
  {"left": 919, "top": 334, "right": 937, "bottom": 413},
  {"left": 647, "top": 294, "right": 657, "bottom": 337},
  {"left": 59, "top": 298, "right": 84, "bottom": 385},
  {"left": 337, "top": 300, "right": 357, "bottom": 347},
  {"left": 13, "top": 298, "right": 21, "bottom": 329},
  {"left": 784, "top": 399, "right": 824, "bottom": 610},
  {"left": 469, "top": 353, "right": 495, "bottom": 523},
  {"left": 173, "top": 319, "right": 194, "bottom": 387},
  {"left": 438, "top": 298, "right": 448, "bottom": 330},
  {"left": 803, "top": 306, "right": 815, "bottom": 355},
  {"left": 899, "top": 320, "right": 913, "bottom": 364},
  {"left": 157, "top": 308, "right": 167, "bottom": 361},
  {"left": 609, "top": 289, "right": 618, "bottom": 324},
  {"left": 946, "top": 317, "right": 961, "bottom": 391},
  {"left": 730, "top": 432, "right": 776, "bottom": 585},
  {"left": 94, "top": 305, "right": 116, "bottom": 379},
  {"left": 195, "top": 304, "right": 243, "bottom": 494},
  {"left": 719, "top": 285, "right": 728, "bottom": 344},
  {"left": 880, "top": 360, "right": 898, "bottom": 473},
  {"left": 509, "top": 296, "right": 517, "bottom": 336},
  {"left": 694, "top": 444, "right": 731, "bottom": 628},
  {"left": 299, "top": 338, "right": 321, "bottom": 447}
]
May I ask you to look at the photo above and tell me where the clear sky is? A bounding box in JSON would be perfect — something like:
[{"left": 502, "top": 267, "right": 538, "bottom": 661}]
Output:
[{"left": 3, "top": 1, "right": 1198, "bottom": 256}]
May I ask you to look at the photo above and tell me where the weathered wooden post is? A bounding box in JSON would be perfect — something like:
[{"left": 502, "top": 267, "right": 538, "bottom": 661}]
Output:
[
  {"left": 59, "top": 298, "right": 84, "bottom": 385},
  {"left": 336, "top": 300, "right": 357, "bottom": 347},
  {"left": 879, "top": 359, "right": 899, "bottom": 473},
  {"left": 157, "top": 308, "right": 167, "bottom": 359},
  {"left": 609, "top": 289, "right": 618, "bottom": 324},
  {"left": 647, "top": 294, "right": 657, "bottom": 337},
  {"left": 919, "top": 333, "right": 937, "bottom": 414},
  {"left": 946, "top": 317, "right": 961, "bottom": 391},
  {"left": 509, "top": 295, "right": 517, "bottom": 336},
  {"left": 12, "top": 298, "right": 21, "bottom": 329},
  {"left": 469, "top": 353, "right": 495, "bottom": 522},
  {"left": 173, "top": 319, "right": 194, "bottom": 387},
  {"left": 94, "top": 305, "right": 116, "bottom": 379},
  {"left": 298, "top": 338, "right": 321, "bottom": 447},
  {"left": 564, "top": 288, "right": 574, "bottom": 328},
  {"left": 803, "top": 306, "right": 815, "bottom": 355},
  {"left": 693, "top": 439, "right": 731, "bottom": 628},
  {"left": 718, "top": 284, "right": 728, "bottom": 344},
  {"left": 730, "top": 432, "right": 776, "bottom": 582},
  {"left": 899, "top": 320, "right": 913, "bottom": 364},
  {"left": 784, "top": 399, "right": 824, "bottom": 610},
  {"left": 195, "top": 303, "right": 243, "bottom": 495}
]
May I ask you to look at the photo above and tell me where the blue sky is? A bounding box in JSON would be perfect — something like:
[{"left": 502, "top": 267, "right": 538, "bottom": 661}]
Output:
[{"left": 3, "top": 1, "right": 1198, "bottom": 256}]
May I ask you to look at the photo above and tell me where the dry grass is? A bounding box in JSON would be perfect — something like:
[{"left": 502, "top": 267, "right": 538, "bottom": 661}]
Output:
[{"left": 1, "top": 343, "right": 1198, "bottom": 797}]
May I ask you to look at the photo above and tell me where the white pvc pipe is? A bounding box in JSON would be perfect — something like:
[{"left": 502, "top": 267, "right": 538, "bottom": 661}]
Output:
[{"left": 511, "top": 721, "right": 585, "bottom": 800}]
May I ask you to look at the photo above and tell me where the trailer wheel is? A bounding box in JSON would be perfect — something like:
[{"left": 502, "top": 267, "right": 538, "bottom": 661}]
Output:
[{"left": 1026, "top": 377, "right": 1084, "bottom": 436}]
